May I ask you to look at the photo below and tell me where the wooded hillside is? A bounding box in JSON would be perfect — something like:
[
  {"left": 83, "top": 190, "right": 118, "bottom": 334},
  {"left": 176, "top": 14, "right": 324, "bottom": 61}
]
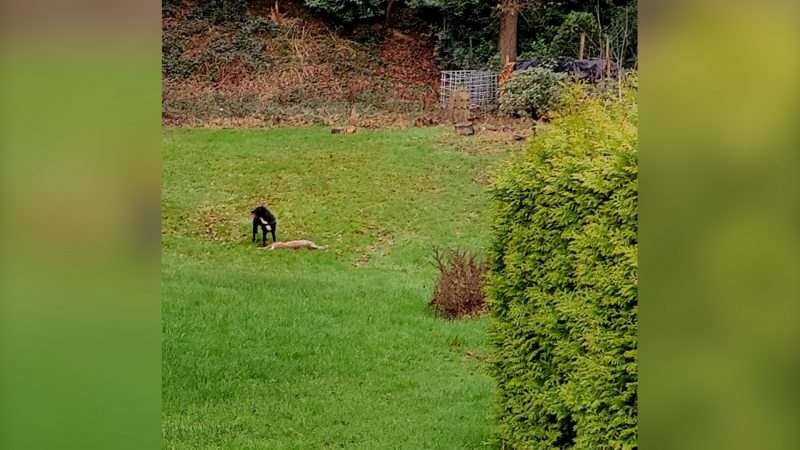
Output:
[{"left": 162, "top": 0, "right": 637, "bottom": 126}]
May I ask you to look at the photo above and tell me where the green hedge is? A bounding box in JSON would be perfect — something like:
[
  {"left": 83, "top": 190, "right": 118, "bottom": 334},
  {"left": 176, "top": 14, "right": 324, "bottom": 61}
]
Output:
[{"left": 486, "top": 83, "right": 638, "bottom": 449}]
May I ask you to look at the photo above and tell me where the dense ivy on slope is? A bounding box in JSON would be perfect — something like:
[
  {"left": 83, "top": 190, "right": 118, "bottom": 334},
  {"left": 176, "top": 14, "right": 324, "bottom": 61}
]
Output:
[{"left": 487, "top": 83, "right": 638, "bottom": 449}]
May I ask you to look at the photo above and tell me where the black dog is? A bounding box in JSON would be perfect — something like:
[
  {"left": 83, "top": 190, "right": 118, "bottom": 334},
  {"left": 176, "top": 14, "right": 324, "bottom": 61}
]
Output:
[{"left": 251, "top": 205, "right": 277, "bottom": 246}]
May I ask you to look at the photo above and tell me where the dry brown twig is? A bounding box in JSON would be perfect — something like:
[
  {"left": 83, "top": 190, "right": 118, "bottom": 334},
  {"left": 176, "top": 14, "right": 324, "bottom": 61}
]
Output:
[
  {"left": 268, "top": 0, "right": 294, "bottom": 26},
  {"left": 429, "top": 247, "right": 488, "bottom": 319}
]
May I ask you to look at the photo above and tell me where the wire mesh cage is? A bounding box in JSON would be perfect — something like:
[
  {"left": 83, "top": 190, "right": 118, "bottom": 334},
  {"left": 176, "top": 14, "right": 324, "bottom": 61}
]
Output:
[{"left": 439, "top": 70, "right": 499, "bottom": 109}]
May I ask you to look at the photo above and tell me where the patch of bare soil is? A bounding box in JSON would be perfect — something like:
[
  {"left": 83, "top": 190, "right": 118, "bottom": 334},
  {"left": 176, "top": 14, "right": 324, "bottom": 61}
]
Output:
[{"left": 431, "top": 116, "right": 537, "bottom": 156}]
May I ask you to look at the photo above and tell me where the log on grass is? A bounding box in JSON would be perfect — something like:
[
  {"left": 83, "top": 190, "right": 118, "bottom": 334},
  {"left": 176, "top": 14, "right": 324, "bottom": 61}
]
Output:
[
  {"left": 331, "top": 126, "right": 357, "bottom": 134},
  {"left": 414, "top": 117, "right": 440, "bottom": 127}
]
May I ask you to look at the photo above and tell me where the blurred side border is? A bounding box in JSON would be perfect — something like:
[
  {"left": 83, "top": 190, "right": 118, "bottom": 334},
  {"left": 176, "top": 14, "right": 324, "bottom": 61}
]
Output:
[
  {"left": 0, "top": 1, "right": 162, "bottom": 449},
  {"left": 640, "top": 0, "right": 799, "bottom": 449}
]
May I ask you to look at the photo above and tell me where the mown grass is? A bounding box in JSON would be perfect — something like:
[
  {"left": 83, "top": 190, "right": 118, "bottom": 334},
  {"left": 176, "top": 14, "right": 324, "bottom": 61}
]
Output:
[{"left": 162, "top": 127, "right": 508, "bottom": 449}]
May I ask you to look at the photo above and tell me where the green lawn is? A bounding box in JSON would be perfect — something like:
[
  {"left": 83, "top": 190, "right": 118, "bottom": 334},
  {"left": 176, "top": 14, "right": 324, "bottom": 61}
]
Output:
[{"left": 162, "top": 127, "right": 507, "bottom": 449}]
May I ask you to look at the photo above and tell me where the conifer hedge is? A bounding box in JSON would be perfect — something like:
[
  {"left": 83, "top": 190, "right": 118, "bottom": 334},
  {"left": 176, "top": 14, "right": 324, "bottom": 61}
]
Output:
[{"left": 486, "top": 84, "right": 638, "bottom": 449}]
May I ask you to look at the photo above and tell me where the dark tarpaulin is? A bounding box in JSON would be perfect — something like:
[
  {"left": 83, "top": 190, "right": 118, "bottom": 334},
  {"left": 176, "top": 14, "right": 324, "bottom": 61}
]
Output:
[{"left": 514, "top": 57, "right": 619, "bottom": 83}]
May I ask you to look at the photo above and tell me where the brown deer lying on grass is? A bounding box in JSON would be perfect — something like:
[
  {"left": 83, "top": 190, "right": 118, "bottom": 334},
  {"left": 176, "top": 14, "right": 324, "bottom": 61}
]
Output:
[{"left": 261, "top": 240, "right": 326, "bottom": 250}]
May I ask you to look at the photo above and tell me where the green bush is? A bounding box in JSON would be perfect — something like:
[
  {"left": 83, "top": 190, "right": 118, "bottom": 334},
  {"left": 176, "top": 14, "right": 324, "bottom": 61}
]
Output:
[
  {"left": 431, "top": 1, "right": 498, "bottom": 70},
  {"left": 499, "top": 67, "right": 566, "bottom": 119},
  {"left": 551, "top": 11, "right": 601, "bottom": 58},
  {"left": 485, "top": 53, "right": 503, "bottom": 72},
  {"left": 191, "top": 0, "right": 251, "bottom": 24},
  {"left": 486, "top": 81, "right": 638, "bottom": 449},
  {"left": 519, "top": 39, "right": 555, "bottom": 59},
  {"left": 304, "top": 0, "right": 384, "bottom": 22}
]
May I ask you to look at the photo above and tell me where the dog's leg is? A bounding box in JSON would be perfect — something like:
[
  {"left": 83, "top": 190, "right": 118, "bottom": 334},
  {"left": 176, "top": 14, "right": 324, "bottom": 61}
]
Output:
[
  {"left": 270, "top": 222, "right": 277, "bottom": 243},
  {"left": 252, "top": 221, "right": 258, "bottom": 243},
  {"left": 261, "top": 224, "right": 267, "bottom": 246}
]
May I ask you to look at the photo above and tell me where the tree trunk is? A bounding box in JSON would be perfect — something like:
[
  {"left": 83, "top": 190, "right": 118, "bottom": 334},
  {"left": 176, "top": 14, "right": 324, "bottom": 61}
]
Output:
[
  {"left": 498, "top": 0, "right": 519, "bottom": 65},
  {"left": 385, "top": 0, "right": 395, "bottom": 28}
]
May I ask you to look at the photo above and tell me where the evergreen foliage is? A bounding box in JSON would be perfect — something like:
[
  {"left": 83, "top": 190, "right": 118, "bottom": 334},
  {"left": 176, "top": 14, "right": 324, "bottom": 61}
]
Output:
[
  {"left": 499, "top": 67, "right": 566, "bottom": 118},
  {"left": 551, "top": 11, "right": 600, "bottom": 58},
  {"left": 304, "top": 0, "right": 385, "bottom": 22},
  {"left": 487, "top": 78, "right": 638, "bottom": 449}
]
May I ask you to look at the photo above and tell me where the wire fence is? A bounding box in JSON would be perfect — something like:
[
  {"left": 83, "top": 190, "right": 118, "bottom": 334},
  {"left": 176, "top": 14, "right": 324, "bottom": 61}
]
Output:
[{"left": 439, "top": 70, "right": 499, "bottom": 109}]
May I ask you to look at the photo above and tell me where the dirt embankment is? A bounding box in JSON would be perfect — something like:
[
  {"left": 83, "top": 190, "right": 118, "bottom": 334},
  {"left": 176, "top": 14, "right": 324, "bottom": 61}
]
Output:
[{"left": 162, "top": 9, "right": 440, "bottom": 128}]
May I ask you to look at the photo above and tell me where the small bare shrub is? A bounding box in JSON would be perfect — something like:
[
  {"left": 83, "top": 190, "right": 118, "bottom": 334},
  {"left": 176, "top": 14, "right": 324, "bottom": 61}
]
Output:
[{"left": 429, "top": 247, "right": 487, "bottom": 319}]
